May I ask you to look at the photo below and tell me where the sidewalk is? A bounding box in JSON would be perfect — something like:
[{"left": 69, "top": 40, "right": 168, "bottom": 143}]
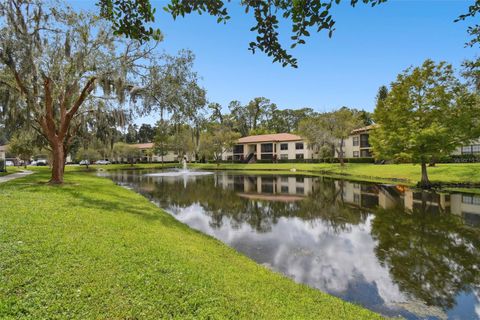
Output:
[{"left": 0, "top": 170, "right": 33, "bottom": 184}]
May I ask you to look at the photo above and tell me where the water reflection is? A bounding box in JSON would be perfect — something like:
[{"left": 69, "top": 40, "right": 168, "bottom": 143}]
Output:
[{"left": 106, "top": 170, "right": 480, "bottom": 320}]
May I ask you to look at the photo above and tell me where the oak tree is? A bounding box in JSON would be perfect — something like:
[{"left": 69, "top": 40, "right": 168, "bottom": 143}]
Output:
[{"left": 370, "top": 60, "right": 480, "bottom": 187}]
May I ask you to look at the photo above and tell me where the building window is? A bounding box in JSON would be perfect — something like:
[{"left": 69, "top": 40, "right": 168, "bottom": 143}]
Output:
[
  {"left": 261, "top": 143, "right": 273, "bottom": 153},
  {"left": 281, "top": 186, "right": 289, "bottom": 193},
  {"left": 261, "top": 153, "right": 273, "bottom": 160},
  {"left": 233, "top": 144, "right": 244, "bottom": 154},
  {"left": 473, "top": 145, "right": 480, "bottom": 154},
  {"left": 353, "top": 151, "right": 359, "bottom": 158},
  {"left": 462, "top": 195, "right": 480, "bottom": 205},
  {"left": 354, "top": 194, "right": 361, "bottom": 204},
  {"left": 295, "top": 142, "right": 304, "bottom": 150},
  {"left": 296, "top": 187, "right": 305, "bottom": 195},
  {"left": 296, "top": 177, "right": 304, "bottom": 183},
  {"left": 353, "top": 136, "right": 359, "bottom": 146},
  {"left": 280, "top": 176, "right": 289, "bottom": 183},
  {"left": 280, "top": 143, "right": 288, "bottom": 150},
  {"left": 280, "top": 154, "right": 288, "bottom": 160},
  {"left": 462, "top": 146, "right": 472, "bottom": 154},
  {"left": 296, "top": 154, "right": 304, "bottom": 160},
  {"left": 360, "top": 134, "right": 370, "bottom": 148},
  {"left": 360, "top": 150, "right": 372, "bottom": 157}
]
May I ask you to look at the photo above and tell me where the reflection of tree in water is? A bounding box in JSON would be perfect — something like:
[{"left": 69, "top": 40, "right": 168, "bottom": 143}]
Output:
[
  {"left": 131, "top": 174, "right": 367, "bottom": 233},
  {"left": 297, "top": 179, "right": 369, "bottom": 232},
  {"left": 112, "top": 171, "right": 480, "bottom": 314},
  {"left": 371, "top": 199, "right": 480, "bottom": 310}
]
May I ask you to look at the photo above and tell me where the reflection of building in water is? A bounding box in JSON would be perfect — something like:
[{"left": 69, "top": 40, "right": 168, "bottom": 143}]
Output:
[
  {"left": 450, "top": 194, "right": 480, "bottom": 226},
  {"left": 337, "top": 180, "right": 480, "bottom": 227},
  {"left": 216, "top": 174, "right": 316, "bottom": 202}
]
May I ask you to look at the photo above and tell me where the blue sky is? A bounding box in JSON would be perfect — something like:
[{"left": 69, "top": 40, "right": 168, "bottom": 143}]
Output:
[{"left": 73, "top": 0, "right": 477, "bottom": 125}]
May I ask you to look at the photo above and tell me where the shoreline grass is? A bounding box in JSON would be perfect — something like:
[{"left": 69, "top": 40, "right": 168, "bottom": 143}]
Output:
[
  {"left": 189, "top": 162, "right": 480, "bottom": 187},
  {"left": 0, "top": 170, "right": 382, "bottom": 319}
]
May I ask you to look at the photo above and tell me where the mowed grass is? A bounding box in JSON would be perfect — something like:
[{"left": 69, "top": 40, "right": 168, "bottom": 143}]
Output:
[
  {"left": 0, "top": 166, "right": 23, "bottom": 177},
  {"left": 190, "top": 162, "right": 480, "bottom": 185},
  {"left": 0, "top": 170, "right": 382, "bottom": 319}
]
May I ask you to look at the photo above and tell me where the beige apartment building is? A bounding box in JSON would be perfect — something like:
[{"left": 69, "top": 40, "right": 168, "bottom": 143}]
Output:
[
  {"left": 0, "top": 145, "right": 5, "bottom": 161},
  {"left": 335, "top": 125, "right": 376, "bottom": 158},
  {"left": 222, "top": 133, "right": 314, "bottom": 162},
  {"left": 336, "top": 125, "right": 480, "bottom": 159},
  {"left": 0, "top": 145, "right": 6, "bottom": 170},
  {"left": 119, "top": 143, "right": 192, "bottom": 163},
  {"left": 216, "top": 173, "right": 316, "bottom": 201}
]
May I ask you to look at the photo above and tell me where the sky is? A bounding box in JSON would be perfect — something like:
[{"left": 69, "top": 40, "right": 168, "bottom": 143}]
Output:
[{"left": 72, "top": 0, "right": 477, "bottom": 125}]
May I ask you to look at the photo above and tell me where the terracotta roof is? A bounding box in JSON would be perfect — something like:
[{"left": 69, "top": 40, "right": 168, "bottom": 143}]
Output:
[
  {"left": 131, "top": 143, "right": 154, "bottom": 149},
  {"left": 237, "top": 193, "right": 305, "bottom": 202},
  {"left": 237, "top": 133, "right": 302, "bottom": 144},
  {"left": 351, "top": 124, "right": 378, "bottom": 134}
]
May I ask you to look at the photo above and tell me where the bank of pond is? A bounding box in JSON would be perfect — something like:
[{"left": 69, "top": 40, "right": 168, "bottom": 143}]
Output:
[{"left": 106, "top": 169, "right": 480, "bottom": 320}]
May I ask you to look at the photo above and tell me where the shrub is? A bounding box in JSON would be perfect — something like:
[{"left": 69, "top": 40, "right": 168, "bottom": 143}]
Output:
[
  {"left": 347, "top": 157, "right": 375, "bottom": 163},
  {"left": 0, "top": 159, "right": 5, "bottom": 172}
]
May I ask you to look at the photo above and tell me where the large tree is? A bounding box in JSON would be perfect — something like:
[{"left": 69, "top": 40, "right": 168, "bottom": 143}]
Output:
[
  {"left": 7, "top": 132, "right": 37, "bottom": 168},
  {"left": 138, "top": 124, "right": 155, "bottom": 143},
  {"left": 132, "top": 50, "right": 206, "bottom": 161},
  {"left": 199, "top": 124, "right": 240, "bottom": 165},
  {"left": 370, "top": 60, "right": 480, "bottom": 188},
  {"left": 299, "top": 107, "right": 362, "bottom": 165},
  {"left": 0, "top": 1, "right": 156, "bottom": 183}
]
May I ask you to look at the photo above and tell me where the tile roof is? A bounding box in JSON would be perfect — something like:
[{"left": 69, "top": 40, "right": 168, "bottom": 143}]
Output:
[
  {"left": 351, "top": 124, "right": 378, "bottom": 134},
  {"left": 237, "top": 133, "right": 303, "bottom": 144},
  {"left": 131, "top": 143, "right": 154, "bottom": 149}
]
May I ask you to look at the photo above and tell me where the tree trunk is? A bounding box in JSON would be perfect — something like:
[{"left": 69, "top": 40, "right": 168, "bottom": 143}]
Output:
[
  {"left": 419, "top": 160, "right": 431, "bottom": 188},
  {"left": 339, "top": 138, "right": 345, "bottom": 166},
  {"left": 50, "top": 141, "right": 65, "bottom": 184}
]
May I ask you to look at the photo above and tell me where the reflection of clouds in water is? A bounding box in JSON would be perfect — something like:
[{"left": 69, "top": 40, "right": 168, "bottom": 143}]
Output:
[
  {"left": 171, "top": 204, "right": 406, "bottom": 307},
  {"left": 475, "top": 290, "right": 480, "bottom": 319}
]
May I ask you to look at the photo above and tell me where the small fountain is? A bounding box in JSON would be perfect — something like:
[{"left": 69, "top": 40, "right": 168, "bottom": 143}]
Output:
[{"left": 144, "top": 156, "right": 213, "bottom": 178}]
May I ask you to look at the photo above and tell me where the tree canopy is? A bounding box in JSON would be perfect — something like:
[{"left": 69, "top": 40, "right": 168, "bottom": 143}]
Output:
[
  {"left": 98, "top": 0, "right": 387, "bottom": 68},
  {"left": 370, "top": 60, "right": 480, "bottom": 187}
]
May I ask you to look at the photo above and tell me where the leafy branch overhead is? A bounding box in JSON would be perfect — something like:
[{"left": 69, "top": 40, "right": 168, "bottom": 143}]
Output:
[{"left": 99, "top": 0, "right": 386, "bottom": 68}]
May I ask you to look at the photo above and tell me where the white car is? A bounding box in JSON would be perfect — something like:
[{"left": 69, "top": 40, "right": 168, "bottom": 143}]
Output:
[
  {"left": 94, "top": 160, "right": 111, "bottom": 165},
  {"left": 35, "top": 159, "right": 48, "bottom": 166},
  {"left": 79, "top": 160, "right": 90, "bottom": 166}
]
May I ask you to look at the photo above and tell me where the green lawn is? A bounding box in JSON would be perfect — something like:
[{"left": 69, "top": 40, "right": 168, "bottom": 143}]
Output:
[
  {"left": 0, "top": 166, "right": 24, "bottom": 177},
  {"left": 0, "top": 170, "right": 381, "bottom": 319},
  {"left": 190, "top": 162, "right": 480, "bottom": 186}
]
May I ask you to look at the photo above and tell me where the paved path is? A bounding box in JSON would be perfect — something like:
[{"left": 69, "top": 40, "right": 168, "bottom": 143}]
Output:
[{"left": 0, "top": 170, "right": 33, "bottom": 184}]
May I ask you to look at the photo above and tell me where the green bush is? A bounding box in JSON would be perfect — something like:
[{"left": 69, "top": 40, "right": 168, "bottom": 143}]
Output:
[
  {"left": 0, "top": 159, "right": 5, "bottom": 172},
  {"left": 347, "top": 157, "right": 375, "bottom": 163},
  {"left": 437, "top": 155, "right": 480, "bottom": 163}
]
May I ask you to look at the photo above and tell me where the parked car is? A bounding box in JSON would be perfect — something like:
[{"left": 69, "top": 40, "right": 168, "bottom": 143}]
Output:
[
  {"left": 94, "top": 160, "right": 111, "bottom": 165},
  {"left": 79, "top": 160, "right": 90, "bottom": 166},
  {"left": 5, "top": 160, "right": 14, "bottom": 166},
  {"left": 35, "top": 159, "right": 48, "bottom": 166}
]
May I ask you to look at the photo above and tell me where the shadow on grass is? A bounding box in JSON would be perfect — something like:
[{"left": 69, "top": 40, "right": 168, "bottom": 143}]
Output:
[{"left": 3, "top": 171, "right": 182, "bottom": 229}]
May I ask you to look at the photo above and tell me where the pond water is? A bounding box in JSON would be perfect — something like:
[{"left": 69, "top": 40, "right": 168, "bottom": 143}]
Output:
[{"left": 105, "top": 169, "right": 480, "bottom": 320}]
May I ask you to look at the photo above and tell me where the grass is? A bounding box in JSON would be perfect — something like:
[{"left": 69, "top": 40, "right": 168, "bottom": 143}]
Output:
[
  {"left": 190, "top": 162, "right": 480, "bottom": 186},
  {"left": 67, "top": 162, "right": 179, "bottom": 172},
  {"left": 0, "top": 166, "right": 24, "bottom": 177},
  {"left": 0, "top": 169, "right": 382, "bottom": 319}
]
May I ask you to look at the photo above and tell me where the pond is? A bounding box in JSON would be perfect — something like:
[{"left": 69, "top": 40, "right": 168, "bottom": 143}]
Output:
[{"left": 104, "top": 169, "right": 480, "bottom": 320}]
